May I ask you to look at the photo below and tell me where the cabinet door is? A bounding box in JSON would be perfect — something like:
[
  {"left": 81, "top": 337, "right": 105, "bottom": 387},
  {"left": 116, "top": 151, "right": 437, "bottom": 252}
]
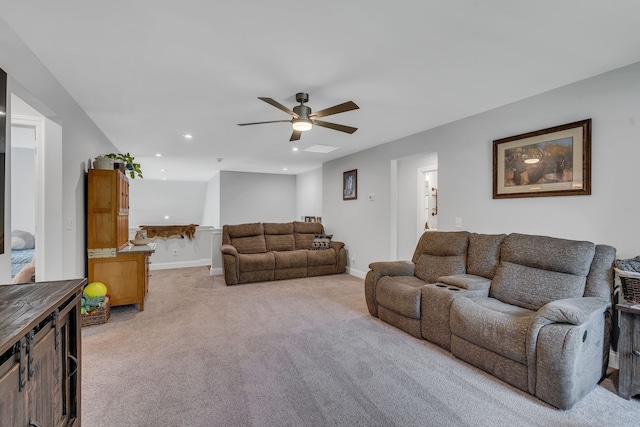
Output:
[
  {"left": 0, "top": 356, "right": 28, "bottom": 427},
  {"left": 89, "top": 255, "right": 140, "bottom": 307},
  {"left": 87, "top": 170, "right": 118, "bottom": 249},
  {"left": 27, "top": 326, "right": 66, "bottom": 427}
]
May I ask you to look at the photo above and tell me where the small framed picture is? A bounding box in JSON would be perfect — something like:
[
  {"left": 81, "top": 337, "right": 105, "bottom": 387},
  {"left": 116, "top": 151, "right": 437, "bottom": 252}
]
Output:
[
  {"left": 304, "top": 216, "right": 316, "bottom": 222},
  {"left": 343, "top": 169, "right": 357, "bottom": 200},
  {"left": 316, "top": 217, "right": 322, "bottom": 224}
]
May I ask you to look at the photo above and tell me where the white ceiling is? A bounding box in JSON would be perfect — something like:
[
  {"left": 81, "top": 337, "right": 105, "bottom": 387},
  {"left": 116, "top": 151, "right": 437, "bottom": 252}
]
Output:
[{"left": 2, "top": 1, "right": 640, "bottom": 181}]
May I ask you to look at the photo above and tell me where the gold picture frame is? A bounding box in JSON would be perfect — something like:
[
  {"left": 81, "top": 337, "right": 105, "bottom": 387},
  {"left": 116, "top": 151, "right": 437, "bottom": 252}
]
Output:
[{"left": 493, "top": 119, "right": 591, "bottom": 199}]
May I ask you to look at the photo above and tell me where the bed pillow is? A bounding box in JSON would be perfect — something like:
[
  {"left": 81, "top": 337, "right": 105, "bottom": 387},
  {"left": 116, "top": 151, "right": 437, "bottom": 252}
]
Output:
[{"left": 11, "top": 230, "right": 35, "bottom": 250}]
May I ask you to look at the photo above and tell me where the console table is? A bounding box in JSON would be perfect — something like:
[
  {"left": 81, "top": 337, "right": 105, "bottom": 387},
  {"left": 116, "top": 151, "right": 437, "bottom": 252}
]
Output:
[
  {"left": 0, "top": 279, "right": 84, "bottom": 426},
  {"left": 617, "top": 301, "right": 640, "bottom": 399}
]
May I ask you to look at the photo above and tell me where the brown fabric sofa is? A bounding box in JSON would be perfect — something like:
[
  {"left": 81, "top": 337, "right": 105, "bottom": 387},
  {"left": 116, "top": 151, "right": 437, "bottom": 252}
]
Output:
[
  {"left": 365, "top": 231, "right": 616, "bottom": 409},
  {"left": 221, "top": 221, "right": 346, "bottom": 285}
]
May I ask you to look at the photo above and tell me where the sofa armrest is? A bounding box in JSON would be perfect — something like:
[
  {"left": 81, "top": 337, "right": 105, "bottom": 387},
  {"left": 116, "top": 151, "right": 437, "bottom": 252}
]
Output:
[
  {"left": 533, "top": 297, "right": 611, "bottom": 326},
  {"left": 365, "top": 261, "right": 415, "bottom": 317},
  {"left": 368, "top": 261, "right": 415, "bottom": 277},
  {"left": 330, "top": 241, "right": 347, "bottom": 273},
  {"left": 220, "top": 244, "right": 239, "bottom": 285},
  {"left": 221, "top": 244, "right": 238, "bottom": 256},
  {"left": 526, "top": 297, "right": 611, "bottom": 399}
]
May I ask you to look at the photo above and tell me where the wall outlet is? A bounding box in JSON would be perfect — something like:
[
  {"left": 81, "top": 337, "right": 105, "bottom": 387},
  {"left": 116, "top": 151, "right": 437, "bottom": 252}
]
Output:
[
  {"left": 351, "top": 254, "right": 356, "bottom": 264},
  {"left": 455, "top": 217, "right": 462, "bottom": 228},
  {"left": 172, "top": 248, "right": 178, "bottom": 256}
]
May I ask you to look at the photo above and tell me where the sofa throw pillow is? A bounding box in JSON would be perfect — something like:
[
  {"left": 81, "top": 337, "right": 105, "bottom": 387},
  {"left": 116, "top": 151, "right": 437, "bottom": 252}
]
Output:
[
  {"left": 11, "top": 230, "right": 35, "bottom": 250},
  {"left": 311, "top": 234, "right": 332, "bottom": 250}
]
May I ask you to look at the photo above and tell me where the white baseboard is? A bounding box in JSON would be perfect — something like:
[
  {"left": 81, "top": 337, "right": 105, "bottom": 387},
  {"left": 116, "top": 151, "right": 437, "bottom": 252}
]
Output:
[
  {"left": 210, "top": 267, "right": 223, "bottom": 276},
  {"left": 609, "top": 350, "right": 619, "bottom": 369},
  {"left": 150, "top": 259, "right": 210, "bottom": 271},
  {"left": 347, "top": 267, "right": 367, "bottom": 279}
]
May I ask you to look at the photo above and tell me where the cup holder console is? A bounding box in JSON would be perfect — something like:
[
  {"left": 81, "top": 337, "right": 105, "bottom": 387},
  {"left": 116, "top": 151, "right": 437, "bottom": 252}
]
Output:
[{"left": 435, "top": 284, "right": 461, "bottom": 291}]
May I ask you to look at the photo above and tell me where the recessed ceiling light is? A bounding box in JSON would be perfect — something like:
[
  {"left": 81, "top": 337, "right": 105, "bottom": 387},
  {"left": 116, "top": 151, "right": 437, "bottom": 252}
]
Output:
[
  {"left": 162, "top": 178, "right": 167, "bottom": 181},
  {"left": 160, "top": 169, "right": 166, "bottom": 172},
  {"left": 164, "top": 215, "right": 170, "bottom": 220},
  {"left": 283, "top": 168, "right": 288, "bottom": 171},
  {"left": 183, "top": 133, "right": 193, "bottom": 139},
  {"left": 292, "top": 147, "right": 299, "bottom": 152},
  {"left": 155, "top": 153, "right": 162, "bottom": 157}
]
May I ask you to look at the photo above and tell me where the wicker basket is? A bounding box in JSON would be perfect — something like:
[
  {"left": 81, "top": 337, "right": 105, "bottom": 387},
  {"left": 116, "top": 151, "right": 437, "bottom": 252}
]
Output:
[
  {"left": 82, "top": 297, "right": 111, "bottom": 327},
  {"left": 615, "top": 267, "right": 640, "bottom": 304}
]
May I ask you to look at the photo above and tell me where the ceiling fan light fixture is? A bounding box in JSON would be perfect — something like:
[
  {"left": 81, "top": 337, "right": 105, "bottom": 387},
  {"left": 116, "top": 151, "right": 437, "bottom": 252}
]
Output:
[{"left": 292, "top": 119, "right": 312, "bottom": 132}]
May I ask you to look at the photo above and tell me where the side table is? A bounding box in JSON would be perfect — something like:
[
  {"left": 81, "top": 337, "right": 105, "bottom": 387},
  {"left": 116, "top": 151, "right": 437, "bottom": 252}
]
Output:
[{"left": 617, "top": 301, "right": 640, "bottom": 399}]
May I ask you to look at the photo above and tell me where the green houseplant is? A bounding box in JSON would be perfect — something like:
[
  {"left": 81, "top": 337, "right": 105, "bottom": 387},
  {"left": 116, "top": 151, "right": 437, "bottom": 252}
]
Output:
[{"left": 106, "top": 152, "right": 143, "bottom": 179}]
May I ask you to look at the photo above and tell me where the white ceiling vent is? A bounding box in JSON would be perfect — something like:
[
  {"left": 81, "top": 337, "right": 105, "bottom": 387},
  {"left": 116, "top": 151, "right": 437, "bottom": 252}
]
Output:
[{"left": 304, "top": 145, "right": 342, "bottom": 154}]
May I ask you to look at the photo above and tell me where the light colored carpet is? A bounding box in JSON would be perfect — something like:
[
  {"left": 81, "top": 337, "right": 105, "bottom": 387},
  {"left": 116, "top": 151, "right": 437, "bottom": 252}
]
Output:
[{"left": 81, "top": 267, "right": 639, "bottom": 426}]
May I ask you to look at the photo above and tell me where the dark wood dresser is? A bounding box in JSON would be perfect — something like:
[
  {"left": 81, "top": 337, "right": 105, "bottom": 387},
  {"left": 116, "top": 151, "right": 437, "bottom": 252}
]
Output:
[
  {"left": 0, "top": 279, "right": 85, "bottom": 426},
  {"left": 617, "top": 301, "right": 640, "bottom": 399}
]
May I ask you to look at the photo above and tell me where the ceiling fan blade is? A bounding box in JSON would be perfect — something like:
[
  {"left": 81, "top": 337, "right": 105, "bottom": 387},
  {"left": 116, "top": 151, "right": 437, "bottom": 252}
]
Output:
[
  {"left": 309, "top": 101, "right": 359, "bottom": 119},
  {"left": 237, "top": 120, "right": 291, "bottom": 126},
  {"left": 313, "top": 120, "right": 358, "bottom": 134},
  {"left": 258, "top": 97, "right": 299, "bottom": 118},
  {"left": 290, "top": 130, "right": 302, "bottom": 141}
]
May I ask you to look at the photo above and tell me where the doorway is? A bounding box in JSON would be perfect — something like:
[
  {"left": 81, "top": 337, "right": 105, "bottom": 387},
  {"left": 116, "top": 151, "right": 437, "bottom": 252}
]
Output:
[
  {"left": 419, "top": 169, "right": 438, "bottom": 232},
  {"left": 10, "top": 121, "right": 37, "bottom": 280},
  {"left": 10, "top": 94, "right": 63, "bottom": 281},
  {"left": 392, "top": 152, "right": 437, "bottom": 261}
]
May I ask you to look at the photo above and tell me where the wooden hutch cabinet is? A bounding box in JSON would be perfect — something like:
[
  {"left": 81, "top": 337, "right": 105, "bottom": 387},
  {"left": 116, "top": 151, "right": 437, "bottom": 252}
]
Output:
[
  {"left": 87, "top": 169, "right": 154, "bottom": 311},
  {"left": 0, "top": 279, "right": 84, "bottom": 427}
]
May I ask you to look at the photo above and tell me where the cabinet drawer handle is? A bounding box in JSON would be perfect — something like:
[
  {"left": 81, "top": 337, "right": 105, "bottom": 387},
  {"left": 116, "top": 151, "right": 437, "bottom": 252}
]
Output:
[
  {"left": 633, "top": 350, "right": 640, "bottom": 357},
  {"left": 68, "top": 354, "right": 79, "bottom": 378}
]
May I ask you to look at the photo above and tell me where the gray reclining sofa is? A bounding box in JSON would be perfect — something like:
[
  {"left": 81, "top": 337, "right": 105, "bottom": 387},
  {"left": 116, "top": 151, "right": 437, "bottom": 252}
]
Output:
[{"left": 365, "top": 231, "right": 616, "bottom": 409}]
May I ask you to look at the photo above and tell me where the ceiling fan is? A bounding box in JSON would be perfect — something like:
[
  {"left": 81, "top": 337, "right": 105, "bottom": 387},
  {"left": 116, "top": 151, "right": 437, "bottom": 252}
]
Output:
[{"left": 238, "top": 92, "right": 359, "bottom": 141}]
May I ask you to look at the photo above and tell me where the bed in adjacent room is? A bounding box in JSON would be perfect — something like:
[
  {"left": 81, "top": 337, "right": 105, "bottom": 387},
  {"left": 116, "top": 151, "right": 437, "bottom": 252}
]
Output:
[{"left": 11, "top": 230, "right": 35, "bottom": 281}]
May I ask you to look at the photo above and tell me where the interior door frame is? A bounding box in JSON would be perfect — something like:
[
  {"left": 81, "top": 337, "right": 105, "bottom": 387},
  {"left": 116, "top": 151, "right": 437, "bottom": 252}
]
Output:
[{"left": 11, "top": 115, "right": 45, "bottom": 280}]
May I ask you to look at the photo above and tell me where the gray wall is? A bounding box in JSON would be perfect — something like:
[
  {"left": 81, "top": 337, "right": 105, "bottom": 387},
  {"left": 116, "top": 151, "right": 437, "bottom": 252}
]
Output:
[
  {"left": 0, "top": 18, "right": 119, "bottom": 281},
  {"left": 220, "top": 171, "right": 296, "bottom": 226},
  {"left": 128, "top": 179, "right": 207, "bottom": 227},
  {"left": 324, "top": 61, "right": 640, "bottom": 277},
  {"left": 296, "top": 167, "right": 322, "bottom": 222},
  {"left": 10, "top": 146, "right": 35, "bottom": 235},
  {"left": 201, "top": 171, "right": 220, "bottom": 227}
]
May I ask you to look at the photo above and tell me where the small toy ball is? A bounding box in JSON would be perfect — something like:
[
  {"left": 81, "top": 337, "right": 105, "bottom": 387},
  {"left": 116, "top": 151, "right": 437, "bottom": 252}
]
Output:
[{"left": 84, "top": 282, "right": 108, "bottom": 298}]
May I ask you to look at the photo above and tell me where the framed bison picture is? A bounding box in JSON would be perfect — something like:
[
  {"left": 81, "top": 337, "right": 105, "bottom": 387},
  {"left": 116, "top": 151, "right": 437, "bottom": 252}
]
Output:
[{"left": 493, "top": 119, "right": 591, "bottom": 199}]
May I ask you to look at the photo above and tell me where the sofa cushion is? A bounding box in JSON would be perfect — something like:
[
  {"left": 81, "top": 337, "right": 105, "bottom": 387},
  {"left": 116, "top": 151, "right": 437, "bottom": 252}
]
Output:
[
  {"left": 274, "top": 250, "right": 307, "bottom": 269},
  {"left": 500, "top": 233, "right": 595, "bottom": 276},
  {"left": 293, "top": 221, "right": 325, "bottom": 249},
  {"left": 226, "top": 223, "right": 267, "bottom": 254},
  {"left": 490, "top": 262, "right": 588, "bottom": 311},
  {"left": 238, "top": 252, "right": 275, "bottom": 272},
  {"left": 376, "top": 275, "right": 426, "bottom": 319},
  {"left": 307, "top": 248, "right": 337, "bottom": 266},
  {"left": 415, "top": 254, "right": 466, "bottom": 283},
  {"left": 467, "top": 233, "right": 506, "bottom": 279},
  {"left": 490, "top": 234, "right": 595, "bottom": 310},
  {"left": 263, "top": 223, "right": 295, "bottom": 251},
  {"left": 411, "top": 231, "right": 469, "bottom": 262},
  {"left": 451, "top": 296, "right": 535, "bottom": 364}
]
